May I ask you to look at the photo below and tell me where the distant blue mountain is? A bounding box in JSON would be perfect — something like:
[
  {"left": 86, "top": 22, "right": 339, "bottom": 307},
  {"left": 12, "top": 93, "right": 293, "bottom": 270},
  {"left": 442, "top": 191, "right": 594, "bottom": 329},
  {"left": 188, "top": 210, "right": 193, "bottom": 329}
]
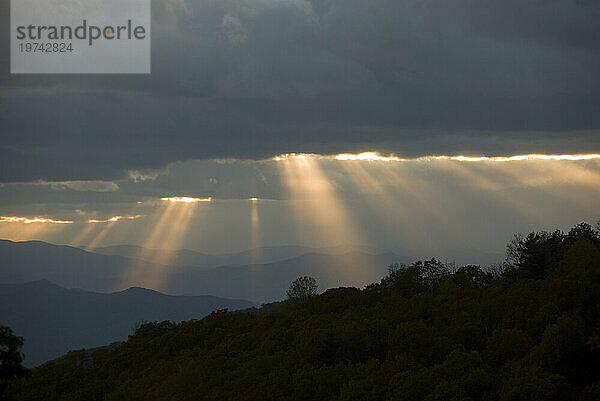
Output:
[
  {"left": 0, "top": 280, "right": 253, "bottom": 367},
  {"left": 0, "top": 239, "right": 157, "bottom": 291},
  {"left": 163, "top": 251, "right": 402, "bottom": 303},
  {"left": 0, "top": 240, "right": 403, "bottom": 302},
  {"left": 86, "top": 244, "right": 318, "bottom": 268},
  {"left": 0, "top": 239, "right": 502, "bottom": 304}
]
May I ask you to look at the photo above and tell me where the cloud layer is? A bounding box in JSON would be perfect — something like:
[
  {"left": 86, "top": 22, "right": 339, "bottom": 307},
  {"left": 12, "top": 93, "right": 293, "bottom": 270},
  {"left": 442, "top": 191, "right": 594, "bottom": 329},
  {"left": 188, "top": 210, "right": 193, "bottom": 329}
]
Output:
[
  {"left": 0, "top": 157, "right": 598, "bottom": 253},
  {"left": 1, "top": 0, "right": 600, "bottom": 182}
]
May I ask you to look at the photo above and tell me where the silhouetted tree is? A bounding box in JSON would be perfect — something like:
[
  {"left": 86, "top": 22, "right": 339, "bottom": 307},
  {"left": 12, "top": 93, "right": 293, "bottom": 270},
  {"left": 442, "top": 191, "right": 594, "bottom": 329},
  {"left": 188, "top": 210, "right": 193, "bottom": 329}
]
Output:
[
  {"left": 506, "top": 230, "right": 565, "bottom": 279},
  {"left": 505, "top": 223, "right": 600, "bottom": 281},
  {"left": 0, "top": 325, "right": 29, "bottom": 397},
  {"left": 286, "top": 276, "right": 318, "bottom": 301},
  {"left": 418, "top": 258, "right": 449, "bottom": 287},
  {"left": 387, "top": 263, "right": 404, "bottom": 276},
  {"left": 566, "top": 222, "right": 600, "bottom": 247}
]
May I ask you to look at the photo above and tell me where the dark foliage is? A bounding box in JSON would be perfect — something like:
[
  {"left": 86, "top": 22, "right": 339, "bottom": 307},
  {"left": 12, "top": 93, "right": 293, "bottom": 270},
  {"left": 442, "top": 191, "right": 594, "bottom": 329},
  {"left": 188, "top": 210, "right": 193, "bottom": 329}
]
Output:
[
  {"left": 0, "top": 325, "right": 29, "bottom": 399},
  {"left": 8, "top": 223, "right": 600, "bottom": 401},
  {"left": 286, "top": 276, "right": 318, "bottom": 302}
]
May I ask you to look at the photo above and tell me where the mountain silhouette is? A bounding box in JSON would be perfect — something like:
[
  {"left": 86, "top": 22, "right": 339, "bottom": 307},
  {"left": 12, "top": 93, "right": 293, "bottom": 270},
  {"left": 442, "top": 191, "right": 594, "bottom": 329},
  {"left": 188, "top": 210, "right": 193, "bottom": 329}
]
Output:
[
  {"left": 0, "top": 280, "right": 253, "bottom": 366},
  {"left": 0, "top": 240, "right": 402, "bottom": 301}
]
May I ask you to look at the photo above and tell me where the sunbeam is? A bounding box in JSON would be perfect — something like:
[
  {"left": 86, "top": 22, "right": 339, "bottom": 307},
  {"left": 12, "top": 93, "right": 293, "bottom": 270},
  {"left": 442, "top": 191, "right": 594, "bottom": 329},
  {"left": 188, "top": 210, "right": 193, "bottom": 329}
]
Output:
[
  {"left": 70, "top": 223, "right": 97, "bottom": 247},
  {"left": 279, "top": 156, "right": 364, "bottom": 246},
  {"left": 119, "top": 199, "right": 200, "bottom": 292},
  {"left": 87, "top": 222, "right": 118, "bottom": 249},
  {"left": 432, "top": 160, "right": 551, "bottom": 222},
  {"left": 277, "top": 155, "right": 379, "bottom": 285},
  {"left": 250, "top": 198, "right": 261, "bottom": 263},
  {"left": 337, "top": 161, "right": 435, "bottom": 247}
]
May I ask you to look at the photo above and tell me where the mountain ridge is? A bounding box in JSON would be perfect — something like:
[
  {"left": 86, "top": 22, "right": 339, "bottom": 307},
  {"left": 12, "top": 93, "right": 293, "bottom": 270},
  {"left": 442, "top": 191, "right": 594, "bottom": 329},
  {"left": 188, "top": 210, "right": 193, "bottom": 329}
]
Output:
[
  {"left": 0, "top": 239, "right": 404, "bottom": 302},
  {"left": 0, "top": 279, "right": 254, "bottom": 366}
]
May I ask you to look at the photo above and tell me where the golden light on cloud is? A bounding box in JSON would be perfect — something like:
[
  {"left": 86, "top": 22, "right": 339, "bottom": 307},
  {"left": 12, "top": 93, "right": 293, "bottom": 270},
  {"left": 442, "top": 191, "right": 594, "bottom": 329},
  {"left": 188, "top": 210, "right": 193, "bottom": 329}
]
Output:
[
  {"left": 448, "top": 154, "right": 600, "bottom": 162},
  {"left": 273, "top": 153, "right": 311, "bottom": 161},
  {"left": 0, "top": 216, "right": 75, "bottom": 244},
  {"left": 274, "top": 152, "right": 600, "bottom": 163},
  {"left": 161, "top": 196, "right": 212, "bottom": 203},
  {"left": 335, "top": 152, "right": 403, "bottom": 162},
  {"left": 0, "top": 216, "right": 73, "bottom": 224},
  {"left": 87, "top": 215, "right": 143, "bottom": 224}
]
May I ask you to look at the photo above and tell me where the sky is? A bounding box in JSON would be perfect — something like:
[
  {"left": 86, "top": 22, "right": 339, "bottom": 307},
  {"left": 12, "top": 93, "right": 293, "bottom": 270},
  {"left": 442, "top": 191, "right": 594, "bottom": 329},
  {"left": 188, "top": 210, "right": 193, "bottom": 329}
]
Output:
[{"left": 0, "top": 0, "right": 599, "bottom": 256}]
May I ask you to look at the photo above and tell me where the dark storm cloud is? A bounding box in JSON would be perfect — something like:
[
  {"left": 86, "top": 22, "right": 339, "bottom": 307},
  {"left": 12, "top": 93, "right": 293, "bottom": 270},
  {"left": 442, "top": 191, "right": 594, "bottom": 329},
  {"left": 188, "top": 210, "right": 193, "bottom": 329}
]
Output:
[{"left": 1, "top": 0, "right": 600, "bottom": 182}]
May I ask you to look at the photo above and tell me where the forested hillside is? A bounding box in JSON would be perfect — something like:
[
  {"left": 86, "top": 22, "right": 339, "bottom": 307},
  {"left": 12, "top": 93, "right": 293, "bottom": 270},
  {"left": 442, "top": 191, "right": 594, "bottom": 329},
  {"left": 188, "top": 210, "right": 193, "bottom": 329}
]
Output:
[{"left": 5, "top": 223, "right": 600, "bottom": 401}]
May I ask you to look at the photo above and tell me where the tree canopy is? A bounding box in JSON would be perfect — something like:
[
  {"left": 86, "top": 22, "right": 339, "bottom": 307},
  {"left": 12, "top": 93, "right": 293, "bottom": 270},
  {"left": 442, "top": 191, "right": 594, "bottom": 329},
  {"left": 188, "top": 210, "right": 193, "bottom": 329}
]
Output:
[{"left": 286, "top": 276, "right": 318, "bottom": 302}]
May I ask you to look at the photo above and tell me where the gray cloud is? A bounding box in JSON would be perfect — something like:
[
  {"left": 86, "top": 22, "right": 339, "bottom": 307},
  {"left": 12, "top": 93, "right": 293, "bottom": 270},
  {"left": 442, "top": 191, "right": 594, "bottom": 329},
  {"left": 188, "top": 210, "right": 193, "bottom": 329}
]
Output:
[
  {"left": 1, "top": 0, "right": 599, "bottom": 182},
  {"left": 41, "top": 181, "right": 119, "bottom": 192}
]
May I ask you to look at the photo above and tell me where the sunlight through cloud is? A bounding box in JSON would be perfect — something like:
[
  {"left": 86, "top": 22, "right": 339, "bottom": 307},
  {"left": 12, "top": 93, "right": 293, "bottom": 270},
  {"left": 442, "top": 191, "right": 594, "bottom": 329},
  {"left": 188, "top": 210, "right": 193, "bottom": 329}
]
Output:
[
  {"left": 274, "top": 152, "right": 600, "bottom": 163},
  {"left": 119, "top": 198, "right": 206, "bottom": 292},
  {"left": 161, "top": 197, "right": 213, "bottom": 203},
  {"left": 250, "top": 197, "right": 261, "bottom": 265},
  {"left": 0, "top": 216, "right": 73, "bottom": 224},
  {"left": 87, "top": 215, "right": 143, "bottom": 224},
  {"left": 276, "top": 156, "right": 375, "bottom": 284}
]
